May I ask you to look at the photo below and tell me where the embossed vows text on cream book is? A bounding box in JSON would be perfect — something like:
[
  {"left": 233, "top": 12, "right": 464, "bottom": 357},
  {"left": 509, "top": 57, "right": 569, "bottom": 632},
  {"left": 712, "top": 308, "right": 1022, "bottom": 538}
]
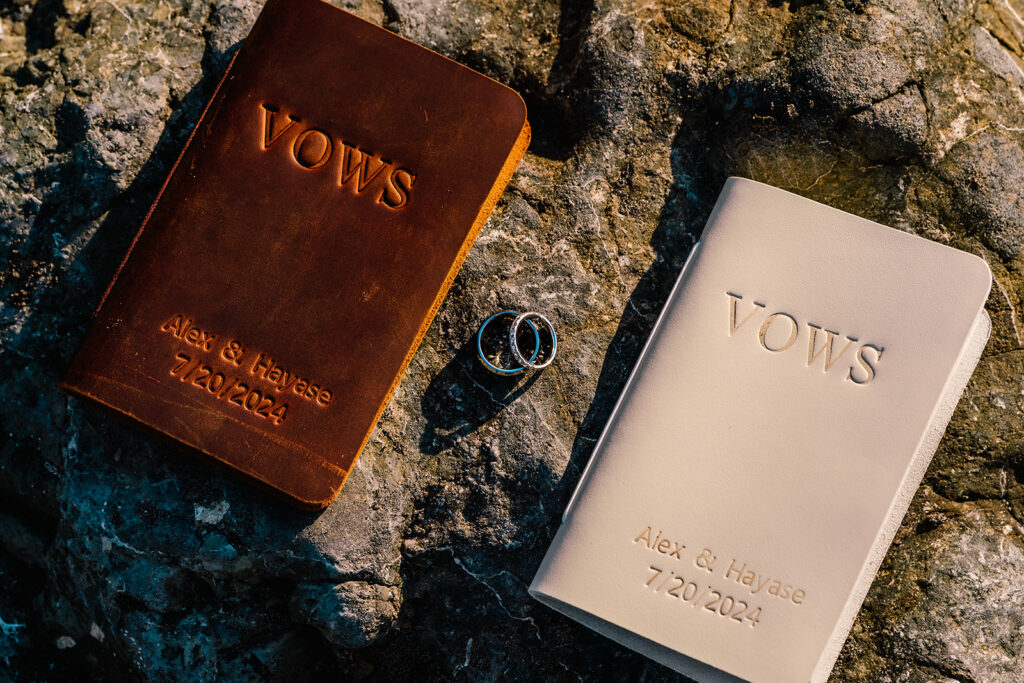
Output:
[{"left": 530, "top": 178, "right": 992, "bottom": 683}]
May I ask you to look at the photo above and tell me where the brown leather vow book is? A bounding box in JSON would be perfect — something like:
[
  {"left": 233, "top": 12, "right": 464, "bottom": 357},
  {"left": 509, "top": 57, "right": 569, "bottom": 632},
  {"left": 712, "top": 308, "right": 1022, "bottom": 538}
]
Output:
[{"left": 60, "top": 0, "right": 530, "bottom": 509}]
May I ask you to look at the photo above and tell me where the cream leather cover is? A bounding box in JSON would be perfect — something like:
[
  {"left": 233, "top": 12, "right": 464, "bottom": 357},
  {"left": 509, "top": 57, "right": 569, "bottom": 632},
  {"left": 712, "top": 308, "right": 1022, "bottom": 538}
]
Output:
[{"left": 529, "top": 177, "right": 992, "bottom": 683}]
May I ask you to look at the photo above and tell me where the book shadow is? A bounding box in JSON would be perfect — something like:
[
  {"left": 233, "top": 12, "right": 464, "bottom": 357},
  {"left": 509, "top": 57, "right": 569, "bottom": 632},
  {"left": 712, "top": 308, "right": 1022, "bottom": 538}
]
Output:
[
  {"left": 7, "top": 36, "right": 242, "bottom": 377},
  {"left": 555, "top": 126, "right": 727, "bottom": 517},
  {"left": 419, "top": 333, "right": 540, "bottom": 455}
]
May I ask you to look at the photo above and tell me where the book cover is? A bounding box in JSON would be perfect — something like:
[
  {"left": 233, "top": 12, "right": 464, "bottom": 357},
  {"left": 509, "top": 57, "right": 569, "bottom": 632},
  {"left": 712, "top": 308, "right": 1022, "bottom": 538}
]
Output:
[
  {"left": 529, "top": 178, "right": 991, "bottom": 682},
  {"left": 59, "top": 0, "right": 530, "bottom": 509}
]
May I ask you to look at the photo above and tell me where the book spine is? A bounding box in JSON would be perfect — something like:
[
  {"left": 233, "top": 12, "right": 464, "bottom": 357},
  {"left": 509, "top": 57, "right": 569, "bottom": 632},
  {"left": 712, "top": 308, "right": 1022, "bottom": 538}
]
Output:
[{"left": 562, "top": 240, "right": 703, "bottom": 521}]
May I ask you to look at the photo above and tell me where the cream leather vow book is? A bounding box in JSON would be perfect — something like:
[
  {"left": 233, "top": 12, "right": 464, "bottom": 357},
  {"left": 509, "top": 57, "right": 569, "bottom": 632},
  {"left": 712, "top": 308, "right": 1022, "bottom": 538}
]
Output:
[{"left": 530, "top": 178, "right": 992, "bottom": 682}]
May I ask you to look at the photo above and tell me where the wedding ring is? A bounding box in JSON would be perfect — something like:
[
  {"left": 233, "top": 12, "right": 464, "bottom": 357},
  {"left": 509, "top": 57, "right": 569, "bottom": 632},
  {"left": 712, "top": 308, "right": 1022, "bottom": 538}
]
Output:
[
  {"left": 509, "top": 312, "right": 557, "bottom": 370},
  {"left": 477, "top": 311, "right": 540, "bottom": 375}
]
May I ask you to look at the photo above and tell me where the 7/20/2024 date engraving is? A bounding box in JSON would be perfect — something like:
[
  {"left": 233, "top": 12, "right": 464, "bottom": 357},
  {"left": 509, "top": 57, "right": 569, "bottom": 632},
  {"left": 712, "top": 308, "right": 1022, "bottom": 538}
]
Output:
[
  {"left": 171, "top": 353, "right": 288, "bottom": 425},
  {"left": 645, "top": 565, "right": 762, "bottom": 628}
]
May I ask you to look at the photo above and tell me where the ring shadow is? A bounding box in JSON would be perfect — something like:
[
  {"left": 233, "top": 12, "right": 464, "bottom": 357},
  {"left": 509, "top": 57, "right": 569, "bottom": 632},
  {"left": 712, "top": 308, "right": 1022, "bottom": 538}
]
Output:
[{"left": 419, "top": 331, "right": 541, "bottom": 455}]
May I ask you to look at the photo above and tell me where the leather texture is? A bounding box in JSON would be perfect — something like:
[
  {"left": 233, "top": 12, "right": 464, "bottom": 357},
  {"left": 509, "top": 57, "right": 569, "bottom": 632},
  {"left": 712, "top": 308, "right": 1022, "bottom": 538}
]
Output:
[
  {"left": 60, "top": 0, "right": 530, "bottom": 510},
  {"left": 530, "top": 178, "right": 992, "bottom": 683}
]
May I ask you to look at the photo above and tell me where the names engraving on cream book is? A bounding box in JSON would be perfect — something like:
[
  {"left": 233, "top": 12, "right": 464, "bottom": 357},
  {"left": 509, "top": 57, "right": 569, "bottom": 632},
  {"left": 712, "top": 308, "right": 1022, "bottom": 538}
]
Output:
[
  {"left": 159, "top": 314, "right": 334, "bottom": 426},
  {"left": 634, "top": 525, "right": 808, "bottom": 628},
  {"left": 726, "top": 292, "right": 884, "bottom": 385}
]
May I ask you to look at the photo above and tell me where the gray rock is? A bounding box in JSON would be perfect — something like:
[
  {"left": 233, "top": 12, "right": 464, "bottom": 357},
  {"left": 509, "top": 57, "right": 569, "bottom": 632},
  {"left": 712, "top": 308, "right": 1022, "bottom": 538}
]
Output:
[{"left": 2, "top": 0, "right": 1024, "bottom": 680}]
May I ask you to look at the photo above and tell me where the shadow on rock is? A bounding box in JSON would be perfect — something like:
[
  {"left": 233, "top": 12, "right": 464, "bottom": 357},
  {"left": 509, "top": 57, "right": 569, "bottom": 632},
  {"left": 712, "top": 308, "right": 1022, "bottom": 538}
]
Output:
[
  {"left": 419, "top": 332, "right": 540, "bottom": 455},
  {"left": 556, "top": 124, "right": 725, "bottom": 515}
]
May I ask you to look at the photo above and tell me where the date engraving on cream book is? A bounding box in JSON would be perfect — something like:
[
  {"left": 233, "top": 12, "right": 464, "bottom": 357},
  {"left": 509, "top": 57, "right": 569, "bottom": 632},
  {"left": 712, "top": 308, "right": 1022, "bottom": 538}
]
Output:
[
  {"left": 159, "top": 313, "right": 335, "bottom": 426},
  {"left": 643, "top": 565, "right": 763, "bottom": 628},
  {"left": 634, "top": 525, "right": 807, "bottom": 628}
]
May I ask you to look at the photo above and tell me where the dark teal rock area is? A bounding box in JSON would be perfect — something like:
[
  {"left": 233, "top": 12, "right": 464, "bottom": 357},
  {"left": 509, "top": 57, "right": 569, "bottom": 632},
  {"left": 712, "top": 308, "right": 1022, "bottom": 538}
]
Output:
[{"left": 2, "top": 0, "right": 1024, "bottom": 679}]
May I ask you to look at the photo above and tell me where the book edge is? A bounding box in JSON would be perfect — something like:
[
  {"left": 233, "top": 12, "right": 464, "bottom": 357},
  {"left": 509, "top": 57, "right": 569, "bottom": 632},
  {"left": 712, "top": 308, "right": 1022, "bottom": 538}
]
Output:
[
  {"left": 528, "top": 589, "right": 745, "bottom": 683},
  {"left": 307, "top": 0, "right": 529, "bottom": 123},
  {"left": 721, "top": 176, "right": 994, "bottom": 289},
  {"left": 58, "top": 370, "right": 344, "bottom": 510}
]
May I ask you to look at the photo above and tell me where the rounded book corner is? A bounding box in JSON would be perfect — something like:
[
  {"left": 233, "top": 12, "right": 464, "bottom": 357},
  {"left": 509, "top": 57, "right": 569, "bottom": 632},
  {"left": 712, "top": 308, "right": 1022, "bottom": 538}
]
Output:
[
  {"left": 964, "top": 250, "right": 994, "bottom": 297},
  {"left": 283, "top": 477, "right": 345, "bottom": 511},
  {"left": 492, "top": 87, "right": 531, "bottom": 150},
  {"left": 509, "top": 90, "right": 529, "bottom": 130},
  {"left": 486, "top": 82, "right": 530, "bottom": 148},
  {"left": 721, "top": 175, "right": 761, "bottom": 191}
]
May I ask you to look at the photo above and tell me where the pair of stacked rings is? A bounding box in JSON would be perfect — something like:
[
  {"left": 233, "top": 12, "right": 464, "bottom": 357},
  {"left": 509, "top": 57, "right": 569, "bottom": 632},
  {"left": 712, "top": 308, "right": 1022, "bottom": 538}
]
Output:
[{"left": 477, "top": 311, "right": 558, "bottom": 375}]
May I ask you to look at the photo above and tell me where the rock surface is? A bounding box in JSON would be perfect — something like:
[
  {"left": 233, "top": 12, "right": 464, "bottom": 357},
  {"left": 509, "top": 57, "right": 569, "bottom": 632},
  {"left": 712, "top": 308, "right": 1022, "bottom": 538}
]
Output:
[{"left": 2, "top": 0, "right": 1024, "bottom": 679}]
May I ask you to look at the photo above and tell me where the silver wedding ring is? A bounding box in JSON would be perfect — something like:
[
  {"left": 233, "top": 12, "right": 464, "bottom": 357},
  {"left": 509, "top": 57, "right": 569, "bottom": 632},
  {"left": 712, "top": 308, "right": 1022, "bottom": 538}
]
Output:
[
  {"left": 477, "top": 310, "right": 557, "bottom": 374},
  {"left": 509, "top": 312, "right": 557, "bottom": 370}
]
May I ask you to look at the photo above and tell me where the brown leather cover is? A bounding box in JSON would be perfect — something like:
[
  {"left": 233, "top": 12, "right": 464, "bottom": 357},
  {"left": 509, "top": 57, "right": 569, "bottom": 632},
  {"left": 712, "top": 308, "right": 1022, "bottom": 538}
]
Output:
[{"left": 59, "top": 0, "right": 530, "bottom": 509}]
